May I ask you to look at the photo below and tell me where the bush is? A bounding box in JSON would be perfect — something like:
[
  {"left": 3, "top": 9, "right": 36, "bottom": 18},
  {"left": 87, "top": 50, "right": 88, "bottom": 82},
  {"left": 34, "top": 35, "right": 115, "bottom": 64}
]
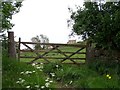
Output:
[{"left": 88, "top": 57, "right": 119, "bottom": 75}]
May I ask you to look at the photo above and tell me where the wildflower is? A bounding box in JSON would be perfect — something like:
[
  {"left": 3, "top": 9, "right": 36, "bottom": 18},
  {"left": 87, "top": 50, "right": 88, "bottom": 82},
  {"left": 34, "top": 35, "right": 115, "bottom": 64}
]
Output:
[
  {"left": 19, "top": 78, "right": 22, "bottom": 80},
  {"left": 35, "top": 85, "right": 39, "bottom": 88},
  {"left": 45, "top": 78, "right": 49, "bottom": 82},
  {"left": 50, "top": 73, "right": 55, "bottom": 77},
  {"left": 45, "top": 82, "right": 50, "bottom": 87},
  {"left": 65, "top": 84, "right": 68, "bottom": 87},
  {"left": 69, "top": 81, "right": 73, "bottom": 84},
  {"left": 25, "top": 71, "right": 29, "bottom": 74},
  {"left": 61, "top": 69, "right": 63, "bottom": 71},
  {"left": 33, "top": 71, "right": 36, "bottom": 73},
  {"left": 108, "top": 76, "right": 112, "bottom": 79},
  {"left": 56, "top": 65, "right": 59, "bottom": 68},
  {"left": 32, "top": 63, "right": 36, "bottom": 66},
  {"left": 41, "top": 86, "right": 45, "bottom": 89},
  {"left": 40, "top": 69, "right": 43, "bottom": 71},
  {"left": 40, "top": 66, "right": 43, "bottom": 69},
  {"left": 26, "top": 86, "right": 30, "bottom": 88},
  {"left": 16, "top": 81, "right": 20, "bottom": 84},
  {"left": 49, "top": 81, "right": 53, "bottom": 83},
  {"left": 106, "top": 74, "right": 110, "bottom": 77},
  {"left": 21, "top": 79, "right": 25, "bottom": 83},
  {"left": 36, "top": 67, "right": 41, "bottom": 69},
  {"left": 20, "top": 72, "right": 24, "bottom": 74},
  {"left": 106, "top": 74, "right": 112, "bottom": 79},
  {"left": 25, "top": 71, "right": 32, "bottom": 74},
  {"left": 40, "top": 63, "right": 43, "bottom": 65}
]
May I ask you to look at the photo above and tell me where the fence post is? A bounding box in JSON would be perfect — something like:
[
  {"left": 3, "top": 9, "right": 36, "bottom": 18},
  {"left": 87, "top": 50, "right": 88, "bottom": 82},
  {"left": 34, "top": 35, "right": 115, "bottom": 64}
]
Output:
[
  {"left": 18, "top": 38, "right": 21, "bottom": 61},
  {"left": 86, "top": 42, "right": 90, "bottom": 64},
  {"left": 86, "top": 42, "right": 95, "bottom": 64},
  {"left": 8, "top": 31, "right": 16, "bottom": 59}
]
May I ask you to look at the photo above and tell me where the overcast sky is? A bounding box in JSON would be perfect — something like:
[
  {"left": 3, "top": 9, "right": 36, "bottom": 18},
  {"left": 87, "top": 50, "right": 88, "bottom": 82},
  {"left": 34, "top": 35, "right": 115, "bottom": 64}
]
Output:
[{"left": 11, "top": 0, "right": 84, "bottom": 43}]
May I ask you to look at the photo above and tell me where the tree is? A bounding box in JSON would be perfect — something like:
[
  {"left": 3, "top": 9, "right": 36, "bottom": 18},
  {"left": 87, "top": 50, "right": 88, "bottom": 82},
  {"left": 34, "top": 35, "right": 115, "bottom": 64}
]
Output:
[
  {"left": 69, "top": 1, "right": 120, "bottom": 51},
  {"left": 1, "top": 1, "right": 22, "bottom": 55},
  {"left": 31, "top": 34, "right": 49, "bottom": 50},
  {"left": 1, "top": 1, "right": 22, "bottom": 35},
  {"left": 40, "top": 34, "right": 49, "bottom": 49}
]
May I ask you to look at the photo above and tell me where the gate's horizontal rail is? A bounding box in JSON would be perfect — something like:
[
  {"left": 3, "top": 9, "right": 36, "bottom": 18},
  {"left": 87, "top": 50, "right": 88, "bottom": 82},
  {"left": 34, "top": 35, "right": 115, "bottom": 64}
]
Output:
[
  {"left": 20, "top": 42, "right": 87, "bottom": 47},
  {"left": 20, "top": 50, "right": 86, "bottom": 54},
  {"left": 20, "top": 56, "right": 86, "bottom": 60}
]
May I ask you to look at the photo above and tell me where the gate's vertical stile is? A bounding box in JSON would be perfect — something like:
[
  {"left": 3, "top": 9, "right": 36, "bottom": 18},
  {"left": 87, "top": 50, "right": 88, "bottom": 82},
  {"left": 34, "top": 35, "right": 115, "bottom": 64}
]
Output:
[{"left": 18, "top": 38, "right": 21, "bottom": 62}]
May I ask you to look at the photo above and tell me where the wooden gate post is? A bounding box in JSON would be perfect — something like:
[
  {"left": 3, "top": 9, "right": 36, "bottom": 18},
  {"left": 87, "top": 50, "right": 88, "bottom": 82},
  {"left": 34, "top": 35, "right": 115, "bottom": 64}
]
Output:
[
  {"left": 18, "top": 38, "right": 21, "bottom": 61},
  {"left": 86, "top": 42, "right": 90, "bottom": 64},
  {"left": 86, "top": 42, "right": 94, "bottom": 64},
  {"left": 8, "top": 31, "right": 16, "bottom": 59}
]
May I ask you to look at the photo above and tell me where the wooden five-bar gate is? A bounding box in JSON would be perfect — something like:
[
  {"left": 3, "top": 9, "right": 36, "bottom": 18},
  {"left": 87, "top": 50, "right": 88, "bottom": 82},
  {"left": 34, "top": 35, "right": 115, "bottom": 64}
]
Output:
[{"left": 17, "top": 38, "right": 88, "bottom": 64}]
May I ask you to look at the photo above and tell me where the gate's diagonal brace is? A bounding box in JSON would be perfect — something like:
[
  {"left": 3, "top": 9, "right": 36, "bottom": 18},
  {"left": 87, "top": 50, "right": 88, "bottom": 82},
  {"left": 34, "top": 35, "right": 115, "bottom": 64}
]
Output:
[
  {"left": 61, "top": 47, "right": 85, "bottom": 63},
  {"left": 22, "top": 43, "right": 39, "bottom": 55},
  {"left": 28, "top": 45, "right": 59, "bottom": 64},
  {"left": 56, "top": 48, "right": 77, "bottom": 64},
  {"left": 22, "top": 43, "right": 50, "bottom": 63}
]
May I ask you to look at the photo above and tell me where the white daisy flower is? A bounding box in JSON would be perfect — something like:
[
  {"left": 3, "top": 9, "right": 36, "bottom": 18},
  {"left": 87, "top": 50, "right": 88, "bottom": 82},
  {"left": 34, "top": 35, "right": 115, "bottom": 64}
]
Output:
[
  {"left": 36, "top": 67, "right": 41, "bottom": 69},
  {"left": 40, "top": 63, "right": 43, "bottom": 65},
  {"left": 19, "top": 78, "right": 22, "bottom": 80},
  {"left": 20, "top": 72, "right": 24, "bottom": 74},
  {"left": 35, "top": 85, "right": 39, "bottom": 88},
  {"left": 50, "top": 73, "right": 55, "bottom": 77},
  {"left": 32, "top": 63, "right": 36, "bottom": 66},
  {"left": 41, "top": 86, "right": 45, "bottom": 89},
  {"left": 21, "top": 79, "right": 25, "bottom": 83},
  {"left": 45, "top": 82, "right": 50, "bottom": 87},
  {"left": 45, "top": 78, "right": 49, "bottom": 82},
  {"left": 40, "top": 69, "right": 43, "bottom": 71},
  {"left": 16, "top": 81, "right": 20, "bottom": 84},
  {"left": 56, "top": 65, "right": 59, "bottom": 68},
  {"left": 32, "top": 71, "right": 36, "bottom": 73},
  {"left": 49, "top": 81, "right": 53, "bottom": 83},
  {"left": 26, "top": 86, "right": 30, "bottom": 88}
]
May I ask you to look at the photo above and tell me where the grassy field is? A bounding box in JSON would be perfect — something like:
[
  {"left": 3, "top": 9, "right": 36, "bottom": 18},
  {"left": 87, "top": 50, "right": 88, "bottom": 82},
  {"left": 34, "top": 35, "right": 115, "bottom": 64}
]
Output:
[{"left": 19, "top": 46, "right": 86, "bottom": 64}]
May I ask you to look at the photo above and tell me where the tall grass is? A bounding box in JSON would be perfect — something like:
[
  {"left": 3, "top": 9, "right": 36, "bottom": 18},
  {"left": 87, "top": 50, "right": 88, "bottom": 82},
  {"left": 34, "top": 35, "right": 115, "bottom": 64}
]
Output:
[
  {"left": 2, "top": 56, "right": 57, "bottom": 89},
  {"left": 43, "top": 62, "right": 120, "bottom": 88}
]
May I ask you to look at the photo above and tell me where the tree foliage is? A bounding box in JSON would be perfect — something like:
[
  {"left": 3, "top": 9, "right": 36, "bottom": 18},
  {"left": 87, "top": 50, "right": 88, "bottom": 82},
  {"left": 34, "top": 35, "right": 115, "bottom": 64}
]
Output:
[
  {"left": 31, "top": 34, "right": 49, "bottom": 50},
  {"left": 69, "top": 1, "right": 120, "bottom": 51},
  {"left": 2, "top": 1, "right": 22, "bottom": 31},
  {"left": 0, "top": 1, "right": 22, "bottom": 55}
]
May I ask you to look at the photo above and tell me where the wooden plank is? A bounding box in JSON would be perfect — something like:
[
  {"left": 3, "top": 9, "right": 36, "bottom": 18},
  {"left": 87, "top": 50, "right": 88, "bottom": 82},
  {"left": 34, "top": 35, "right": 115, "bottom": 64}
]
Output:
[
  {"left": 20, "top": 56, "right": 86, "bottom": 60},
  {"left": 20, "top": 50, "right": 86, "bottom": 54},
  {"left": 28, "top": 62, "right": 85, "bottom": 65},
  {"left": 21, "top": 42, "right": 87, "bottom": 47}
]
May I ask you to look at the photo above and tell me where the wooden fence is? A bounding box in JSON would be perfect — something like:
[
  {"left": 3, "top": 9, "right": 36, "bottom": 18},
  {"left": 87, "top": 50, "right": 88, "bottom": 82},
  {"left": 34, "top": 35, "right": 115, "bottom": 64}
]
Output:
[{"left": 17, "top": 38, "right": 89, "bottom": 64}]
